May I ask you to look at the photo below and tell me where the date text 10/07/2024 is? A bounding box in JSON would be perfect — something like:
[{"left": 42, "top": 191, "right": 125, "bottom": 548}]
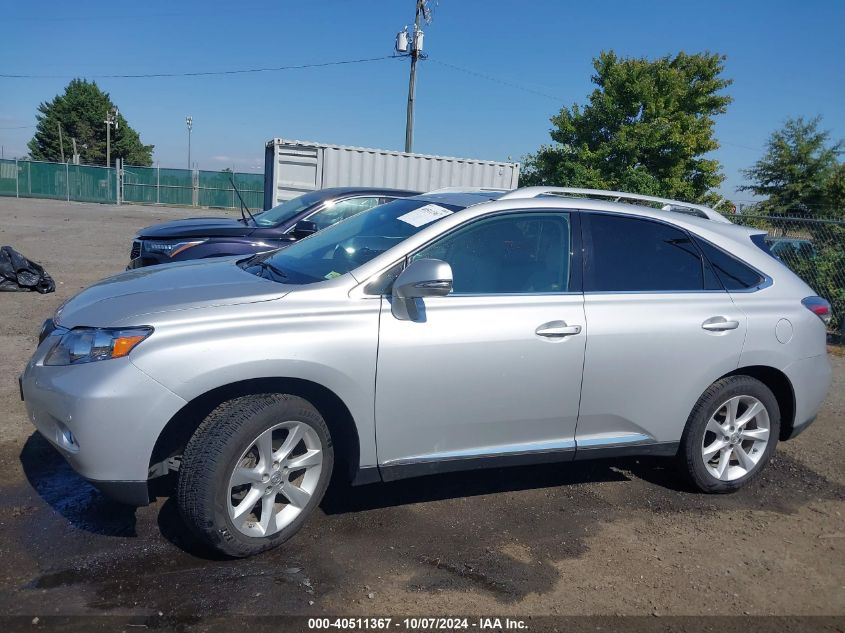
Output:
[{"left": 307, "top": 618, "right": 529, "bottom": 630}]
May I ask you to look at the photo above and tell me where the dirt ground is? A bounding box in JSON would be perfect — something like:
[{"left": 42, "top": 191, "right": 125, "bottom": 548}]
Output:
[{"left": 0, "top": 198, "right": 843, "bottom": 625}]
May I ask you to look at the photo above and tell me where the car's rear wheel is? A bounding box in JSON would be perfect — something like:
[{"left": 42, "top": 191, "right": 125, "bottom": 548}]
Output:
[
  {"left": 680, "top": 376, "right": 780, "bottom": 493},
  {"left": 177, "top": 393, "right": 333, "bottom": 557}
]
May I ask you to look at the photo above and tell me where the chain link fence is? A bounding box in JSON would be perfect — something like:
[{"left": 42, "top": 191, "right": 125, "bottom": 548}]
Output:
[
  {"left": 0, "top": 158, "right": 264, "bottom": 211},
  {"left": 728, "top": 213, "right": 845, "bottom": 341}
]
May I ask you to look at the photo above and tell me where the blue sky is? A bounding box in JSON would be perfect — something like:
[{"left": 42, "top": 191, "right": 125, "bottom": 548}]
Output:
[{"left": 1, "top": 0, "right": 843, "bottom": 201}]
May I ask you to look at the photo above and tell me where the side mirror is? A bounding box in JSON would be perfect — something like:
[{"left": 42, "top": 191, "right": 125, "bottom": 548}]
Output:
[
  {"left": 391, "top": 258, "right": 452, "bottom": 320},
  {"left": 292, "top": 220, "right": 318, "bottom": 239}
]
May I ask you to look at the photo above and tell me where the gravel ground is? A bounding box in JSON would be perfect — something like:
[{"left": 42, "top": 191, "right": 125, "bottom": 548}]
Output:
[{"left": 0, "top": 198, "right": 843, "bottom": 625}]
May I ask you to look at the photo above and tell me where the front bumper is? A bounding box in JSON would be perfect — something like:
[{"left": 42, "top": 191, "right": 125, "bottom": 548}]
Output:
[{"left": 21, "top": 343, "right": 187, "bottom": 505}]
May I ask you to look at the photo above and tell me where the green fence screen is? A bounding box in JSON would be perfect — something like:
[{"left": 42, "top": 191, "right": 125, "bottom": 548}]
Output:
[
  {"left": 0, "top": 159, "right": 117, "bottom": 203},
  {"left": 0, "top": 159, "right": 264, "bottom": 211},
  {"left": 198, "top": 170, "right": 264, "bottom": 210}
]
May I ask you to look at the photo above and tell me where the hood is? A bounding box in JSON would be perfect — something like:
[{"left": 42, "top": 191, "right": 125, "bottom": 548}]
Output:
[
  {"left": 55, "top": 258, "right": 287, "bottom": 328},
  {"left": 137, "top": 216, "right": 255, "bottom": 239}
]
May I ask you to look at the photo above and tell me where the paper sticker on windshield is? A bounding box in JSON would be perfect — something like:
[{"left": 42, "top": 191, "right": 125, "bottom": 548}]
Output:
[
  {"left": 324, "top": 271, "right": 342, "bottom": 280},
  {"left": 397, "top": 204, "right": 453, "bottom": 228}
]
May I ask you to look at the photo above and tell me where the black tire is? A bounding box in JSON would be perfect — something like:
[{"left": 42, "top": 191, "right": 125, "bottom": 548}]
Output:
[
  {"left": 177, "top": 393, "right": 334, "bottom": 557},
  {"left": 680, "top": 376, "right": 780, "bottom": 493}
]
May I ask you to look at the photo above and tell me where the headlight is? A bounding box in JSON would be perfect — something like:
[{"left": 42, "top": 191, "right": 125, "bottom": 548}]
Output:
[
  {"left": 144, "top": 239, "right": 206, "bottom": 257},
  {"left": 45, "top": 327, "right": 153, "bottom": 366},
  {"left": 38, "top": 318, "right": 57, "bottom": 345}
]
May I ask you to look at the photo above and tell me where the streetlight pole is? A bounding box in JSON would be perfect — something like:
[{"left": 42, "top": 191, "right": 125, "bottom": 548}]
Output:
[{"left": 186, "top": 116, "right": 193, "bottom": 170}]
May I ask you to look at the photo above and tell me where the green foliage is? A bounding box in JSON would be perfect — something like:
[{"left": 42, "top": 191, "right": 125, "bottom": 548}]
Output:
[
  {"left": 825, "top": 163, "right": 845, "bottom": 220},
  {"left": 521, "top": 51, "right": 732, "bottom": 203},
  {"left": 740, "top": 116, "right": 842, "bottom": 217},
  {"left": 28, "top": 79, "right": 154, "bottom": 167}
]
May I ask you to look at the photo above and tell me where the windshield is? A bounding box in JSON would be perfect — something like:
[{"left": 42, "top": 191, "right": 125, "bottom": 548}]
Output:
[
  {"left": 241, "top": 198, "right": 463, "bottom": 284},
  {"left": 252, "top": 190, "right": 328, "bottom": 227}
]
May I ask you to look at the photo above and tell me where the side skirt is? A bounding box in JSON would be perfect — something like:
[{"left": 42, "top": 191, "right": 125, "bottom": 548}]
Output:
[
  {"left": 356, "top": 441, "right": 681, "bottom": 485},
  {"left": 378, "top": 447, "right": 576, "bottom": 483}
]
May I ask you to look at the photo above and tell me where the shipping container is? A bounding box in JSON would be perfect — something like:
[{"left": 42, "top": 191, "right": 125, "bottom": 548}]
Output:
[{"left": 263, "top": 138, "right": 520, "bottom": 210}]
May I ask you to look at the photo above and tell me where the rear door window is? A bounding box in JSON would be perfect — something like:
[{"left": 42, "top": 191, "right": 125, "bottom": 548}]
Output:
[{"left": 584, "top": 213, "right": 707, "bottom": 292}]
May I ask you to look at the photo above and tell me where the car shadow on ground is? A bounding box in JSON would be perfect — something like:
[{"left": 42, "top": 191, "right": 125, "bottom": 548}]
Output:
[{"left": 19, "top": 433, "right": 138, "bottom": 537}]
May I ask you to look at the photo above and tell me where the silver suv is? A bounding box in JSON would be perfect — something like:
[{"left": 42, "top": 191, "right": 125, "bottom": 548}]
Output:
[{"left": 21, "top": 187, "right": 832, "bottom": 557}]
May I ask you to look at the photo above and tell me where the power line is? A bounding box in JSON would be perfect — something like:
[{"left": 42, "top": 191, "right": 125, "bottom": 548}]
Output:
[
  {"left": 0, "top": 125, "right": 36, "bottom": 130},
  {"left": 5, "top": 7, "right": 270, "bottom": 22},
  {"left": 429, "top": 58, "right": 566, "bottom": 102},
  {"left": 0, "top": 55, "right": 400, "bottom": 79}
]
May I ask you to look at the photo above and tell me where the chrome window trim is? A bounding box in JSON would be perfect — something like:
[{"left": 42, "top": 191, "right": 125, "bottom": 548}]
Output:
[{"left": 583, "top": 289, "right": 728, "bottom": 295}]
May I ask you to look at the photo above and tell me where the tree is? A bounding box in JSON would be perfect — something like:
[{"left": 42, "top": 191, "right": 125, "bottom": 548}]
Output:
[
  {"left": 743, "top": 118, "right": 845, "bottom": 337},
  {"left": 740, "top": 116, "right": 841, "bottom": 217},
  {"left": 521, "top": 51, "right": 732, "bottom": 204},
  {"left": 28, "top": 79, "right": 154, "bottom": 166},
  {"left": 826, "top": 163, "right": 845, "bottom": 219}
]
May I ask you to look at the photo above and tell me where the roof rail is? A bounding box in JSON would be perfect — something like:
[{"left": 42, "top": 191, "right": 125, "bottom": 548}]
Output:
[
  {"left": 499, "top": 187, "right": 730, "bottom": 223},
  {"left": 425, "top": 186, "right": 509, "bottom": 195}
]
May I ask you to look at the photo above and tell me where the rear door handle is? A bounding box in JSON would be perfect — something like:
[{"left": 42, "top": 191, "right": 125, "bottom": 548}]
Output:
[
  {"left": 535, "top": 321, "right": 582, "bottom": 338},
  {"left": 702, "top": 317, "right": 740, "bottom": 332}
]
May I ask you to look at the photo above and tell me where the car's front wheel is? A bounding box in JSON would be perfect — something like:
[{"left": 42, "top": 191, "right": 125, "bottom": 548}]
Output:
[
  {"left": 177, "top": 393, "right": 333, "bottom": 557},
  {"left": 680, "top": 376, "right": 780, "bottom": 493}
]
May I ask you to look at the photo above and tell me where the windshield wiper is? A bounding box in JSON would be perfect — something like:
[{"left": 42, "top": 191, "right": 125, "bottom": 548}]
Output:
[
  {"left": 229, "top": 175, "right": 258, "bottom": 225},
  {"left": 254, "top": 259, "right": 287, "bottom": 279}
]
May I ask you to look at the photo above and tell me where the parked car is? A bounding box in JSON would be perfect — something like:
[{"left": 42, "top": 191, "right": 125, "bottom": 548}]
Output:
[
  {"left": 22, "top": 187, "right": 831, "bottom": 557},
  {"left": 765, "top": 236, "right": 817, "bottom": 262},
  {"left": 127, "top": 187, "right": 418, "bottom": 268}
]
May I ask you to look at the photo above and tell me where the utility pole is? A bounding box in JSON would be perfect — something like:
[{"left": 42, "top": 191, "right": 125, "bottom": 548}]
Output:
[
  {"left": 186, "top": 116, "right": 193, "bottom": 170},
  {"left": 398, "top": 0, "right": 430, "bottom": 153},
  {"left": 71, "top": 138, "right": 80, "bottom": 165},
  {"left": 105, "top": 107, "right": 118, "bottom": 167}
]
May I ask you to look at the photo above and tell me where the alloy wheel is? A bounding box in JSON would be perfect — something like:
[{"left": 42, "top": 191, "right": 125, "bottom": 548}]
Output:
[
  {"left": 701, "top": 395, "right": 771, "bottom": 482},
  {"left": 226, "top": 421, "right": 324, "bottom": 537}
]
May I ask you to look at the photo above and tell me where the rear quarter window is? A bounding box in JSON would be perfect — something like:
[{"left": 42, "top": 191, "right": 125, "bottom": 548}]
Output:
[{"left": 693, "top": 236, "right": 765, "bottom": 290}]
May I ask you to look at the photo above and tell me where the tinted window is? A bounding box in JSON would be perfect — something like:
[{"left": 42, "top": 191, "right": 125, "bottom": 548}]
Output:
[
  {"left": 413, "top": 213, "right": 571, "bottom": 294},
  {"left": 252, "top": 190, "right": 328, "bottom": 227},
  {"left": 694, "top": 237, "right": 765, "bottom": 290},
  {"left": 585, "top": 214, "right": 705, "bottom": 292}
]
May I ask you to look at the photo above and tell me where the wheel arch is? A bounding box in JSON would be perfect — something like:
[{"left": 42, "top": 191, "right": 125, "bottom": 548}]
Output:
[
  {"left": 149, "top": 377, "right": 362, "bottom": 495},
  {"left": 720, "top": 365, "right": 796, "bottom": 441}
]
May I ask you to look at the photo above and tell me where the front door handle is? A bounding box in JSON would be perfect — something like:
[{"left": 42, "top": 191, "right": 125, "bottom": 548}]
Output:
[
  {"left": 702, "top": 317, "right": 740, "bottom": 332},
  {"left": 535, "top": 321, "right": 582, "bottom": 338}
]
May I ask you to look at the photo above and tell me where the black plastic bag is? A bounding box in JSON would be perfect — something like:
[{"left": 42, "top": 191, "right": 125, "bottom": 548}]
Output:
[{"left": 0, "top": 246, "right": 55, "bottom": 294}]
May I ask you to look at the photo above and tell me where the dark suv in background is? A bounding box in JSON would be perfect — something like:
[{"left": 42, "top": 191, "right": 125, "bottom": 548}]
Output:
[{"left": 128, "top": 187, "right": 417, "bottom": 268}]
